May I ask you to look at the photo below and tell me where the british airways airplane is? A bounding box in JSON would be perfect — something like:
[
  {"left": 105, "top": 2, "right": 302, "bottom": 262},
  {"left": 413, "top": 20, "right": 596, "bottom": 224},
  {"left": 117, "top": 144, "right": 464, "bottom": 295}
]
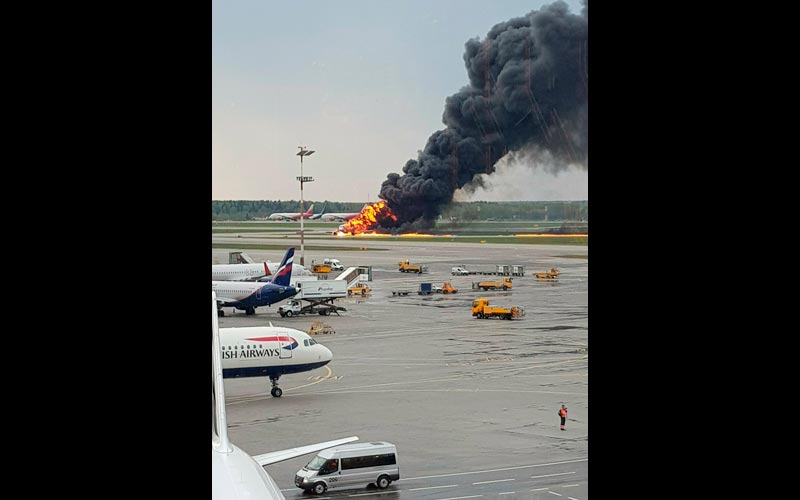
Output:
[
  {"left": 212, "top": 292, "right": 358, "bottom": 500},
  {"left": 221, "top": 325, "right": 332, "bottom": 397},
  {"left": 213, "top": 248, "right": 298, "bottom": 316}
]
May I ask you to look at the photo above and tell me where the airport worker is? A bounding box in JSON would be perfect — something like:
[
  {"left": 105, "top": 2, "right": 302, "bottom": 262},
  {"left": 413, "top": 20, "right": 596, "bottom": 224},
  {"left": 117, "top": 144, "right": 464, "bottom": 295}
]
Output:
[{"left": 558, "top": 404, "right": 568, "bottom": 431}]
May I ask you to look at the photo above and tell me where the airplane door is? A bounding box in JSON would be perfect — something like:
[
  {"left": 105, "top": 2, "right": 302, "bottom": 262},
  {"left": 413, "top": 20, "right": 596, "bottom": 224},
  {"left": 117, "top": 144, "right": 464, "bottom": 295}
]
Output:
[{"left": 279, "top": 337, "right": 293, "bottom": 359}]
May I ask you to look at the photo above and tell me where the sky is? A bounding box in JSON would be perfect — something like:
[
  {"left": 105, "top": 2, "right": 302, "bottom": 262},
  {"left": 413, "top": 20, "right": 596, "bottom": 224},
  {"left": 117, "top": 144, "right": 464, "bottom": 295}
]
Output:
[{"left": 212, "top": 0, "right": 586, "bottom": 202}]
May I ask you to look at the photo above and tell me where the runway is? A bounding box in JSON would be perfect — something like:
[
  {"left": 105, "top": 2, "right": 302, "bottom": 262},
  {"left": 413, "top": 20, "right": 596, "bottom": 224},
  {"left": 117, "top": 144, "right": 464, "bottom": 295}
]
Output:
[{"left": 215, "top": 233, "right": 588, "bottom": 499}]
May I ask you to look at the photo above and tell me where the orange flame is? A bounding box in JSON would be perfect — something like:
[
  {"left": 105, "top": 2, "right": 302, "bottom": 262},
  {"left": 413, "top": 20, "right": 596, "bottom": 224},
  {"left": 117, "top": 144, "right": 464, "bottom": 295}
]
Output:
[{"left": 341, "top": 201, "right": 397, "bottom": 235}]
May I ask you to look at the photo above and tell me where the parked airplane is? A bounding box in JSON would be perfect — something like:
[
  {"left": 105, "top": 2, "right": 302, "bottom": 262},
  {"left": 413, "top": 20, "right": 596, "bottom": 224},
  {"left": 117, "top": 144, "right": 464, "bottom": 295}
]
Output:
[
  {"left": 308, "top": 202, "right": 327, "bottom": 220},
  {"left": 212, "top": 291, "right": 358, "bottom": 500},
  {"left": 268, "top": 204, "right": 315, "bottom": 221},
  {"left": 315, "top": 204, "right": 367, "bottom": 222},
  {"left": 212, "top": 260, "right": 313, "bottom": 282},
  {"left": 213, "top": 248, "right": 297, "bottom": 316}
]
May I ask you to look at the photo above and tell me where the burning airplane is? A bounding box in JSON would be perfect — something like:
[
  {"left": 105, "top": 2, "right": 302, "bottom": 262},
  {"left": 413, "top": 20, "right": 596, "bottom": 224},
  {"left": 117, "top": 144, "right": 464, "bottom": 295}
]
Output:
[{"left": 340, "top": 1, "right": 587, "bottom": 236}]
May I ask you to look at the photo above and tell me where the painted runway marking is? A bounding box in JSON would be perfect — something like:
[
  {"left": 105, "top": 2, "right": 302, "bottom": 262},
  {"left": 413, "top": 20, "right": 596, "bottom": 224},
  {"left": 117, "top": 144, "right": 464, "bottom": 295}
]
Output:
[
  {"left": 562, "top": 484, "right": 580, "bottom": 488},
  {"left": 567, "top": 497, "right": 580, "bottom": 500},
  {"left": 348, "top": 491, "right": 399, "bottom": 497},
  {"left": 289, "top": 366, "right": 334, "bottom": 391},
  {"left": 548, "top": 492, "right": 563, "bottom": 497},
  {"left": 227, "top": 367, "right": 335, "bottom": 404},
  {"left": 437, "top": 496, "right": 483, "bottom": 500},
  {"left": 530, "top": 488, "right": 549, "bottom": 492},
  {"left": 531, "top": 472, "right": 575, "bottom": 480},
  {"left": 408, "top": 485, "right": 458, "bottom": 491},
  {"left": 473, "top": 479, "right": 515, "bottom": 485},
  {"left": 403, "top": 458, "right": 587, "bottom": 481},
  {"left": 498, "top": 492, "right": 515, "bottom": 496}
]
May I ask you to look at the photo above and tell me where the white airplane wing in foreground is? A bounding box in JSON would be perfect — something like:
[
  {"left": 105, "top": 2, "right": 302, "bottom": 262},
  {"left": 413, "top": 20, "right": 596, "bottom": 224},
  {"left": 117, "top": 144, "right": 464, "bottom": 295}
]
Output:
[{"left": 253, "top": 436, "right": 359, "bottom": 466}]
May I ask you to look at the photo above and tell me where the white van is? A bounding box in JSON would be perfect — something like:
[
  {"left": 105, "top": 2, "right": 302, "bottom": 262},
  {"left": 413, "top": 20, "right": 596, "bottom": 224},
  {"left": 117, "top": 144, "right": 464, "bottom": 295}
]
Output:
[
  {"left": 295, "top": 442, "right": 399, "bottom": 495},
  {"left": 451, "top": 266, "right": 470, "bottom": 276},
  {"left": 323, "top": 258, "right": 344, "bottom": 271}
]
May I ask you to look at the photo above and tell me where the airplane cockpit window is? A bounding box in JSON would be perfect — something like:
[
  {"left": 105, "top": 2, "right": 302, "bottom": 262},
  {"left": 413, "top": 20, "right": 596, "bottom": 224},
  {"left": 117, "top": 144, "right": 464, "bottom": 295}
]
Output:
[
  {"left": 309, "top": 339, "right": 317, "bottom": 345},
  {"left": 304, "top": 339, "right": 309, "bottom": 347}
]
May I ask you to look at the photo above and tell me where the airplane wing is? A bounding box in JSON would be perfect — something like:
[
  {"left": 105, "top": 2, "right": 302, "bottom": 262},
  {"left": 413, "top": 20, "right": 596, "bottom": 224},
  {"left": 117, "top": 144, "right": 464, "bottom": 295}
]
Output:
[{"left": 252, "top": 436, "right": 359, "bottom": 467}]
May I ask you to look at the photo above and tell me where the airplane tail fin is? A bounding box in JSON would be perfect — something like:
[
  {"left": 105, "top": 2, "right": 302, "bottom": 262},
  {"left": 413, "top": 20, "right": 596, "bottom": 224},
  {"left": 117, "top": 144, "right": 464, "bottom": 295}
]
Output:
[
  {"left": 311, "top": 202, "right": 327, "bottom": 219},
  {"left": 305, "top": 203, "right": 314, "bottom": 216},
  {"left": 270, "top": 247, "right": 295, "bottom": 287}
]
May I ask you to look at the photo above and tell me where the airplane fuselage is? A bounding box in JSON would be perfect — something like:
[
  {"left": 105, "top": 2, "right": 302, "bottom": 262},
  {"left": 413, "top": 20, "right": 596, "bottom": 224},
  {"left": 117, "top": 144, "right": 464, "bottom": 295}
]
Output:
[
  {"left": 212, "top": 262, "right": 312, "bottom": 282},
  {"left": 318, "top": 213, "right": 359, "bottom": 222},
  {"left": 267, "top": 204, "right": 314, "bottom": 221},
  {"left": 220, "top": 326, "right": 332, "bottom": 380},
  {"left": 212, "top": 281, "right": 297, "bottom": 311}
]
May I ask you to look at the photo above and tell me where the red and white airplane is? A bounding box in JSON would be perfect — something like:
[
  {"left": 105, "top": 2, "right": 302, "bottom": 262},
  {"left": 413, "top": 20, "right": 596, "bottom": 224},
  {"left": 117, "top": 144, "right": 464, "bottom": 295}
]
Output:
[
  {"left": 212, "top": 292, "right": 358, "bottom": 500},
  {"left": 267, "top": 204, "right": 315, "bottom": 221},
  {"left": 313, "top": 204, "right": 367, "bottom": 222}
]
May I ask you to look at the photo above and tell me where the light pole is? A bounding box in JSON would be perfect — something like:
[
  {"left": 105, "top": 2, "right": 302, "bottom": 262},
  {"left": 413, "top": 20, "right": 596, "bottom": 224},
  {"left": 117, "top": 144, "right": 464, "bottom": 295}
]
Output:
[{"left": 296, "top": 146, "right": 315, "bottom": 266}]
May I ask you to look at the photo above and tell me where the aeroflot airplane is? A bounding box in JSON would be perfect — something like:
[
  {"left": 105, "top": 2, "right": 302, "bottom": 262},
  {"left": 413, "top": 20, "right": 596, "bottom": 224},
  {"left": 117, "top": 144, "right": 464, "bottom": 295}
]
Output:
[
  {"left": 212, "top": 292, "right": 358, "bottom": 500},
  {"left": 213, "top": 248, "right": 297, "bottom": 316},
  {"left": 221, "top": 325, "right": 332, "bottom": 397}
]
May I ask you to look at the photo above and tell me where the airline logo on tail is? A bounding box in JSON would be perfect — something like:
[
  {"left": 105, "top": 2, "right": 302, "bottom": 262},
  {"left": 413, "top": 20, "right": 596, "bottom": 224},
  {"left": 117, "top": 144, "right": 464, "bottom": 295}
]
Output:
[
  {"left": 246, "top": 335, "right": 299, "bottom": 350},
  {"left": 270, "top": 247, "right": 294, "bottom": 287}
]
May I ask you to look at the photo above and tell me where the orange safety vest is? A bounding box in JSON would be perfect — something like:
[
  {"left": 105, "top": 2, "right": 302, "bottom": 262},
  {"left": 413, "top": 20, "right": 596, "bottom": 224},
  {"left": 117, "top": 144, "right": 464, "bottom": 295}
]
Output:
[{"left": 558, "top": 408, "right": 567, "bottom": 418}]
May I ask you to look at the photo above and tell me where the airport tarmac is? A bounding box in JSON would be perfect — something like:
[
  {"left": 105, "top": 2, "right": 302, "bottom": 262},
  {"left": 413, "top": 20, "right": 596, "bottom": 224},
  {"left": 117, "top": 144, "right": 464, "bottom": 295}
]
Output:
[{"left": 214, "top": 235, "right": 588, "bottom": 499}]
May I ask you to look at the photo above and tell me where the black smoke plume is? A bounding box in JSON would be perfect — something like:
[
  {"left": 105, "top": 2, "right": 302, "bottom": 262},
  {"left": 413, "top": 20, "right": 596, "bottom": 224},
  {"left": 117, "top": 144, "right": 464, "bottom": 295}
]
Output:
[{"left": 377, "top": 1, "right": 587, "bottom": 232}]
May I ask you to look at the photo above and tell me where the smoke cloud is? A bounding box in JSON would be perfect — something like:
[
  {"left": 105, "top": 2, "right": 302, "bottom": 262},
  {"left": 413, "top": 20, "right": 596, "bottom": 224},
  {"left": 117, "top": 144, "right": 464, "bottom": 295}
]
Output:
[{"left": 377, "top": 1, "right": 587, "bottom": 232}]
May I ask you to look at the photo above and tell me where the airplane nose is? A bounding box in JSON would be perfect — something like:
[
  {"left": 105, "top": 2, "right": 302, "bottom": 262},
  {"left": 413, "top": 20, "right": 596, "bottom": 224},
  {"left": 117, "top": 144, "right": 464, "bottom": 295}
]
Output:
[{"left": 320, "top": 345, "right": 333, "bottom": 363}]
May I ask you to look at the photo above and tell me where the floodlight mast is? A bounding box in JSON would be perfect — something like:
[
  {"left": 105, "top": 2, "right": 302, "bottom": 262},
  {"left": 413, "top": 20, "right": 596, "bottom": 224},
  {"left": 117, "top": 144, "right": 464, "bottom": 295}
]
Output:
[{"left": 296, "top": 146, "right": 315, "bottom": 266}]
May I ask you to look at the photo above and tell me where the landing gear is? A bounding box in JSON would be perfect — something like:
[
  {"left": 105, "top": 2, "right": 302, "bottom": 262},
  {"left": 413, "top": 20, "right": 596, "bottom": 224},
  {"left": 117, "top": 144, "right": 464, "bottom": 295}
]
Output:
[
  {"left": 270, "top": 376, "right": 283, "bottom": 398},
  {"left": 245, "top": 307, "right": 256, "bottom": 316},
  {"left": 217, "top": 309, "right": 225, "bottom": 317}
]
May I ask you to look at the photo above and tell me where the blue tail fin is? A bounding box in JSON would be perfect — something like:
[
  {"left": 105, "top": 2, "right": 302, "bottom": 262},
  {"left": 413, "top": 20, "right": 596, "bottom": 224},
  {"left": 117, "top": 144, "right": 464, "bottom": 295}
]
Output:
[{"left": 270, "top": 247, "right": 295, "bottom": 287}]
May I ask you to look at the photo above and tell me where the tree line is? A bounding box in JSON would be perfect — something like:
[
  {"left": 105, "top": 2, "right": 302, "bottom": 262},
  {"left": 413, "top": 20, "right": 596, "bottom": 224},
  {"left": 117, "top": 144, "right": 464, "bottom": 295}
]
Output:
[{"left": 212, "top": 200, "right": 588, "bottom": 222}]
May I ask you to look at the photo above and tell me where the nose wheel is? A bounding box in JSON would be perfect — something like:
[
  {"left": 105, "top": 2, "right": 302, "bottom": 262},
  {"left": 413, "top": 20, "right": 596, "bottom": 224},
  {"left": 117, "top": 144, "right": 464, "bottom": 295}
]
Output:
[{"left": 270, "top": 376, "right": 283, "bottom": 397}]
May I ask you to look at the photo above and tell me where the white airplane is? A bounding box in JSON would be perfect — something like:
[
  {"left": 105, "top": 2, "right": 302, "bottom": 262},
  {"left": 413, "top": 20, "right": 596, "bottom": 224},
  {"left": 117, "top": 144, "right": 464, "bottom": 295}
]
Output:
[
  {"left": 314, "top": 204, "right": 367, "bottom": 222},
  {"left": 212, "top": 261, "right": 313, "bottom": 282},
  {"left": 267, "top": 204, "right": 315, "bottom": 221},
  {"left": 221, "top": 324, "right": 333, "bottom": 397},
  {"left": 212, "top": 292, "right": 358, "bottom": 500}
]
